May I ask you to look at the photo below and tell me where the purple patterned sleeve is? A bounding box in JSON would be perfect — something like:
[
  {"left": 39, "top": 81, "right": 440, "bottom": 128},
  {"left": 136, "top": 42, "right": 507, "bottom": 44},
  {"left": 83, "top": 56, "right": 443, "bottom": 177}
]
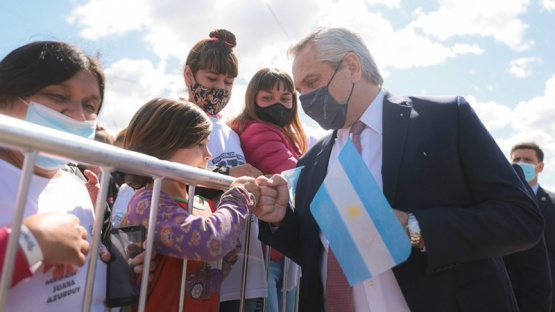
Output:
[
  {"left": 123, "top": 186, "right": 252, "bottom": 262},
  {"left": 222, "top": 240, "right": 241, "bottom": 281}
]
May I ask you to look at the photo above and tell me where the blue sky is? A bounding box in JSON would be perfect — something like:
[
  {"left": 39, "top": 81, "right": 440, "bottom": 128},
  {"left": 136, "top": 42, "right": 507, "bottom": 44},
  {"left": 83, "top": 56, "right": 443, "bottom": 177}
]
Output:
[{"left": 1, "top": 0, "right": 555, "bottom": 188}]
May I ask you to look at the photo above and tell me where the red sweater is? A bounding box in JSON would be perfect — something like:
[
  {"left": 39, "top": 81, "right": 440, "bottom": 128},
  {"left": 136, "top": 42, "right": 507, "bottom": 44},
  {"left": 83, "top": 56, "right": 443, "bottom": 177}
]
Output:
[
  {"left": 239, "top": 121, "right": 301, "bottom": 175},
  {"left": 239, "top": 121, "right": 301, "bottom": 261},
  {"left": 0, "top": 227, "right": 33, "bottom": 287}
]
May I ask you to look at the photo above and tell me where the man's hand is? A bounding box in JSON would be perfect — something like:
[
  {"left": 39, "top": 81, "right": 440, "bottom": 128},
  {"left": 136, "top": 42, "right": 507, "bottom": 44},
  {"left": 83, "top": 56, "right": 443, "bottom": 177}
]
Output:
[
  {"left": 252, "top": 174, "right": 289, "bottom": 225},
  {"left": 393, "top": 209, "right": 409, "bottom": 236},
  {"left": 229, "top": 164, "right": 263, "bottom": 178},
  {"left": 23, "top": 212, "right": 89, "bottom": 267}
]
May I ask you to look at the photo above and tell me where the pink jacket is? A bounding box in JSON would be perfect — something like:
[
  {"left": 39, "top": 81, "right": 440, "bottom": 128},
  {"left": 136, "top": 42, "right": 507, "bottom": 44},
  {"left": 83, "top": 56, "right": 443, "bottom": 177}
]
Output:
[
  {"left": 239, "top": 121, "right": 301, "bottom": 175},
  {"left": 240, "top": 121, "right": 301, "bottom": 262}
]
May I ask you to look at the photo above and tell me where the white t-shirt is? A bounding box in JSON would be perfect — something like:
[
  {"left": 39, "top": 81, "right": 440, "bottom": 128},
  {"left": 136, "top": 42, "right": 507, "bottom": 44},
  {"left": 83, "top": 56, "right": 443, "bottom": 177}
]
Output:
[
  {"left": 0, "top": 160, "right": 107, "bottom": 312},
  {"left": 208, "top": 115, "right": 268, "bottom": 301},
  {"left": 111, "top": 183, "right": 135, "bottom": 227},
  {"left": 208, "top": 116, "right": 247, "bottom": 168}
]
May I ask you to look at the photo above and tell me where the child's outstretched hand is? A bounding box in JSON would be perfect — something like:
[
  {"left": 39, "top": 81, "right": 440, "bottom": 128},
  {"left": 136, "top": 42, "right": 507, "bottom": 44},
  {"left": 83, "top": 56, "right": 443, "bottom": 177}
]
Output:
[{"left": 230, "top": 176, "right": 260, "bottom": 207}]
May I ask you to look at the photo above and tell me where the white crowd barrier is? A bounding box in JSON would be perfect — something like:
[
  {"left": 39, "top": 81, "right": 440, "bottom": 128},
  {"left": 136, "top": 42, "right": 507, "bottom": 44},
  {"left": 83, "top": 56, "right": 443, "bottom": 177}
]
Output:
[
  {"left": 0, "top": 115, "right": 300, "bottom": 312},
  {"left": 0, "top": 115, "right": 234, "bottom": 312}
]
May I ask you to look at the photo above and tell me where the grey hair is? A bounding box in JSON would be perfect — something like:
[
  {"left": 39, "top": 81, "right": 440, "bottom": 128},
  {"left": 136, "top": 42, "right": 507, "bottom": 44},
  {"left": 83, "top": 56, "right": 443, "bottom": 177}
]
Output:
[{"left": 288, "top": 26, "right": 383, "bottom": 86}]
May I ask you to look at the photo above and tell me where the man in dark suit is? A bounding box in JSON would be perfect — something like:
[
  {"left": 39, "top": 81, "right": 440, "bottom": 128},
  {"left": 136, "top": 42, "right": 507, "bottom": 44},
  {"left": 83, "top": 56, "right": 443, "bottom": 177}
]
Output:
[
  {"left": 503, "top": 163, "right": 552, "bottom": 312},
  {"left": 511, "top": 142, "right": 555, "bottom": 311},
  {"left": 252, "top": 26, "right": 543, "bottom": 312}
]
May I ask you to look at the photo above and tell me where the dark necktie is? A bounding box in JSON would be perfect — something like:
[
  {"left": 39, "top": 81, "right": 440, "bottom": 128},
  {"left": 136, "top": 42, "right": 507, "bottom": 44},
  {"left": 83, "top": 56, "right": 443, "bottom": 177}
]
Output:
[
  {"left": 325, "top": 121, "right": 365, "bottom": 311},
  {"left": 350, "top": 120, "right": 366, "bottom": 154}
]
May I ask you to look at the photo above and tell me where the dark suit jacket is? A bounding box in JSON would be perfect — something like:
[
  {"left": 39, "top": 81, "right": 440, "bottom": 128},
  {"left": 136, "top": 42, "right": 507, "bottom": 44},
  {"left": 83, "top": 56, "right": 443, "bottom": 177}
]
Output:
[
  {"left": 260, "top": 92, "right": 544, "bottom": 312},
  {"left": 503, "top": 165, "right": 552, "bottom": 312},
  {"left": 538, "top": 186, "right": 555, "bottom": 311}
]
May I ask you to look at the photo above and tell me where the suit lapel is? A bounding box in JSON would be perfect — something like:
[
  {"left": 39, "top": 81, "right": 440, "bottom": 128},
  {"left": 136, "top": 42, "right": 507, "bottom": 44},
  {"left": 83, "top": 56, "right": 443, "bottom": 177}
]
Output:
[
  {"left": 537, "top": 187, "right": 550, "bottom": 215},
  {"left": 297, "top": 131, "right": 337, "bottom": 210},
  {"left": 382, "top": 92, "right": 413, "bottom": 206},
  {"left": 296, "top": 131, "right": 337, "bottom": 240}
]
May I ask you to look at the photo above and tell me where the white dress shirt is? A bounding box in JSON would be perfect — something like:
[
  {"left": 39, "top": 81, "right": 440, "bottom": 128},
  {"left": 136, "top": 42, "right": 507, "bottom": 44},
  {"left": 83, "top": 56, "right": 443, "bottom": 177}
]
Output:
[{"left": 321, "top": 89, "right": 410, "bottom": 312}]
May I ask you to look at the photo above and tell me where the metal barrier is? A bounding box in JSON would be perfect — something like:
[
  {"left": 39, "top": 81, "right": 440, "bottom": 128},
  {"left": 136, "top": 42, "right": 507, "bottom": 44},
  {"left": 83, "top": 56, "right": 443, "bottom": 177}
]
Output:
[
  {"left": 0, "top": 115, "right": 234, "bottom": 311},
  {"left": 0, "top": 114, "right": 300, "bottom": 312}
]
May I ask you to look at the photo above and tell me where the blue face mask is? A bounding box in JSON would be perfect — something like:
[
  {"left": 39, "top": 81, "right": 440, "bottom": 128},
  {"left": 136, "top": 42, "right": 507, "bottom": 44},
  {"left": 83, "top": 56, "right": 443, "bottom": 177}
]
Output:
[
  {"left": 515, "top": 162, "right": 537, "bottom": 183},
  {"left": 21, "top": 99, "right": 97, "bottom": 170},
  {"left": 299, "top": 59, "right": 354, "bottom": 130}
]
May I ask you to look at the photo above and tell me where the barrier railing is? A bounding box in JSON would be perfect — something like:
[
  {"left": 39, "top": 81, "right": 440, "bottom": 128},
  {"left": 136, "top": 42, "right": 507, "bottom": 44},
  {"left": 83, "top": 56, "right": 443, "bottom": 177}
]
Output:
[
  {"left": 0, "top": 115, "right": 234, "bottom": 312},
  {"left": 0, "top": 115, "right": 300, "bottom": 312}
]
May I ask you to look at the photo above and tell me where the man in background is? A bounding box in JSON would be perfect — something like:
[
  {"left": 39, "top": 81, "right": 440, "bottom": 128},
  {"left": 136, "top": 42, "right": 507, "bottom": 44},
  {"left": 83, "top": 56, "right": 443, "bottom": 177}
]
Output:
[{"left": 512, "top": 142, "right": 555, "bottom": 312}]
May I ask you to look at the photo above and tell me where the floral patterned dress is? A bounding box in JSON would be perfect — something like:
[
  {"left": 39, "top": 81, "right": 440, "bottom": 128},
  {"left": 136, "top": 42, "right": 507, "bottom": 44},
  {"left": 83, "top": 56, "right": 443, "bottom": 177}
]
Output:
[{"left": 122, "top": 186, "right": 253, "bottom": 311}]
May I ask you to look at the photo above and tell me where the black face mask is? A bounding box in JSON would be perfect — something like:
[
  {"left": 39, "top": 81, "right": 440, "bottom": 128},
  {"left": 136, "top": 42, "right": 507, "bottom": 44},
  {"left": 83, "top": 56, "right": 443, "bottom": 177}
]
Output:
[
  {"left": 255, "top": 102, "right": 294, "bottom": 128},
  {"left": 299, "top": 59, "right": 354, "bottom": 130}
]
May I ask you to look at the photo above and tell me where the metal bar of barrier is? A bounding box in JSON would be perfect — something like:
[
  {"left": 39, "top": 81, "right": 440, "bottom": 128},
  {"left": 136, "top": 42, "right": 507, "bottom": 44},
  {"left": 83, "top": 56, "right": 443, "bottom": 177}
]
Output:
[
  {"left": 0, "top": 116, "right": 236, "bottom": 311},
  {"left": 262, "top": 244, "right": 272, "bottom": 312},
  {"left": 0, "top": 151, "right": 37, "bottom": 312},
  {"left": 178, "top": 249, "right": 188, "bottom": 311},
  {"left": 238, "top": 215, "right": 253, "bottom": 312},
  {"left": 261, "top": 248, "right": 298, "bottom": 312},
  {"left": 82, "top": 168, "right": 111, "bottom": 311},
  {"left": 177, "top": 184, "right": 196, "bottom": 311},
  {"left": 0, "top": 115, "right": 234, "bottom": 191},
  {"left": 282, "top": 258, "right": 289, "bottom": 312},
  {"left": 137, "top": 178, "right": 163, "bottom": 312}
]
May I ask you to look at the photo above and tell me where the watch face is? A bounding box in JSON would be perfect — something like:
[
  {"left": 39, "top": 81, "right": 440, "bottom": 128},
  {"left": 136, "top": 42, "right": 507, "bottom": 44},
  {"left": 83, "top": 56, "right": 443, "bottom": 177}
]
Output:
[
  {"left": 407, "top": 214, "right": 421, "bottom": 248},
  {"left": 190, "top": 282, "right": 204, "bottom": 299},
  {"left": 407, "top": 214, "right": 420, "bottom": 233}
]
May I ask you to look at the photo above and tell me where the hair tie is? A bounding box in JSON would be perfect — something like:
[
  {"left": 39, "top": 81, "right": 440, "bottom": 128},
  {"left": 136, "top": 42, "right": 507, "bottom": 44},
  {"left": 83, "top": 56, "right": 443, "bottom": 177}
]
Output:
[{"left": 207, "top": 37, "right": 233, "bottom": 47}]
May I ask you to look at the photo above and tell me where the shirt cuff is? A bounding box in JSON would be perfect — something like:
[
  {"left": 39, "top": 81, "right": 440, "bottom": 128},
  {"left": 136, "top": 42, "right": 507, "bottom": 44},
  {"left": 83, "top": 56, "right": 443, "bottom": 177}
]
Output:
[{"left": 18, "top": 224, "right": 43, "bottom": 268}]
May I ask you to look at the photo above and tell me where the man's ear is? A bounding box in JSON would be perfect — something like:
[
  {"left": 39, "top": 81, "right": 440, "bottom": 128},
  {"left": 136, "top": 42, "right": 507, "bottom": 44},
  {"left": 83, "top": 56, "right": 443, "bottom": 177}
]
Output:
[
  {"left": 343, "top": 52, "right": 362, "bottom": 83},
  {"left": 537, "top": 161, "right": 544, "bottom": 173}
]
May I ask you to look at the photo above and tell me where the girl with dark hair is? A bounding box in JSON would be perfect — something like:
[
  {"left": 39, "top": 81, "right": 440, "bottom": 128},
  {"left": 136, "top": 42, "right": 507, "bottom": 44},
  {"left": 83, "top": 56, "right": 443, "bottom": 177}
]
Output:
[
  {"left": 229, "top": 68, "right": 307, "bottom": 312},
  {"left": 121, "top": 97, "right": 259, "bottom": 312}
]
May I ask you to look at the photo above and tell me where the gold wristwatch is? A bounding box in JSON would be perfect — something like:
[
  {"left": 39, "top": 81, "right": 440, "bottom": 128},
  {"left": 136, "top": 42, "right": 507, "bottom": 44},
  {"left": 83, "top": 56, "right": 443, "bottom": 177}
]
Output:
[{"left": 406, "top": 212, "right": 422, "bottom": 249}]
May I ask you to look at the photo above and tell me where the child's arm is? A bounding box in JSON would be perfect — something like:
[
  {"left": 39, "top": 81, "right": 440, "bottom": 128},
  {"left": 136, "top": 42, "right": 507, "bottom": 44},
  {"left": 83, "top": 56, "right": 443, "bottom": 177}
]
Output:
[
  {"left": 221, "top": 239, "right": 241, "bottom": 281},
  {"left": 125, "top": 187, "right": 254, "bottom": 262}
]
